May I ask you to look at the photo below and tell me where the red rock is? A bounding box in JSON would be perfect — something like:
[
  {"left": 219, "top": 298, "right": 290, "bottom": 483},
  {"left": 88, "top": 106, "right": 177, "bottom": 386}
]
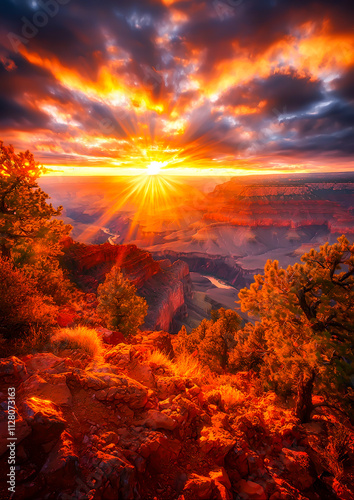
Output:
[
  {"left": 209, "top": 468, "right": 231, "bottom": 489},
  {"left": 183, "top": 474, "right": 214, "bottom": 500},
  {"left": 237, "top": 479, "right": 267, "bottom": 500},
  {"left": 57, "top": 306, "right": 76, "bottom": 327},
  {"left": 140, "top": 409, "right": 177, "bottom": 430},
  {"left": 21, "top": 397, "right": 66, "bottom": 444},
  {"left": 138, "top": 433, "right": 181, "bottom": 472},
  {"left": 105, "top": 343, "right": 133, "bottom": 367},
  {"left": 40, "top": 431, "right": 77, "bottom": 488},
  {"left": 137, "top": 330, "right": 175, "bottom": 356},
  {"left": 0, "top": 356, "right": 27, "bottom": 380},
  {"left": 128, "top": 362, "right": 155, "bottom": 389},
  {"left": 22, "top": 373, "right": 72, "bottom": 406},
  {"left": 98, "top": 327, "right": 125, "bottom": 345},
  {"left": 0, "top": 404, "right": 31, "bottom": 456},
  {"left": 24, "top": 353, "right": 70, "bottom": 374},
  {"left": 62, "top": 240, "right": 192, "bottom": 332},
  {"left": 330, "top": 478, "right": 354, "bottom": 500},
  {"left": 199, "top": 424, "right": 236, "bottom": 465},
  {"left": 280, "top": 448, "right": 316, "bottom": 490},
  {"left": 92, "top": 450, "right": 137, "bottom": 500},
  {"left": 215, "top": 482, "right": 233, "bottom": 500}
]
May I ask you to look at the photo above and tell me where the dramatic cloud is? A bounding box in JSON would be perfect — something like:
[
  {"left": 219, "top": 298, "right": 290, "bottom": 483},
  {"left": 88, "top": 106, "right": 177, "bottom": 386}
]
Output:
[{"left": 0, "top": 0, "right": 353, "bottom": 174}]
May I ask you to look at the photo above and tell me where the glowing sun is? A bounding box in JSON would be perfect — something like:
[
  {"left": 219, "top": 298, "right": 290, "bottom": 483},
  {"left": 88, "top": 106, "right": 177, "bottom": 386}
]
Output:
[{"left": 146, "top": 161, "right": 166, "bottom": 175}]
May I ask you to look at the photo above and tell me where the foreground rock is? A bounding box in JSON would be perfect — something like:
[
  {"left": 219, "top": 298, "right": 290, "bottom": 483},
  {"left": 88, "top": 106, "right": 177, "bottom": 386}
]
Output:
[{"left": 0, "top": 346, "right": 353, "bottom": 500}]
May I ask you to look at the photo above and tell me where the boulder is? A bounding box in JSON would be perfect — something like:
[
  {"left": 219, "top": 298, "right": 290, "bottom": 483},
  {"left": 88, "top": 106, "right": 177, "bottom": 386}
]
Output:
[
  {"left": 21, "top": 397, "right": 66, "bottom": 444},
  {"left": 24, "top": 353, "right": 71, "bottom": 374},
  {"left": 40, "top": 431, "right": 78, "bottom": 488},
  {"left": 56, "top": 306, "right": 76, "bottom": 327},
  {"left": 94, "top": 450, "right": 137, "bottom": 500},
  {"left": 140, "top": 409, "right": 177, "bottom": 430},
  {"left": 128, "top": 363, "right": 155, "bottom": 389},
  {"left": 140, "top": 331, "right": 174, "bottom": 356},
  {"left": 94, "top": 374, "right": 149, "bottom": 410},
  {"left": 98, "top": 327, "right": 125, "bottom": 345},
  {"left": 280, "top": 448, "right": 316, "bottom": 490},
  {"left": 0, "top": 402, "right": 31, "bottom": 456},
  {"left": 21, "top": 373, "right": 72, "bottom": 406},
  {"left": 199, "top": 424, "right": 236, "bottom": 465},
  {"left": 183, "top": 474, "right": 214, "bottom": 500},
  {"left": 138, "top": 432, "right": 181, "bottom": 472},
  {"left": 105, "top": 344, "right": 133, "bottom": 368},
  {"left": 209, "top": 468, "right": 231, "bottom": 490},
  {"left": 237, "top": 479, "right": 267, "bottom": 500},
  {"left": 67, "top": 368, "right": 107, "bottom": 391},
  {"left": 156, "top": 376, "right": 189, "bottom": 399},
  {"left": 0, "top": 356, "right": 27, "bottom": 380}
]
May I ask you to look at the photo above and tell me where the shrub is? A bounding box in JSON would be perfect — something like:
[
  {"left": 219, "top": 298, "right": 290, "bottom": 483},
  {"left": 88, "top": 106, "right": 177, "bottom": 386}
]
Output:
[
  {"left": 97, "top": 265, "right": 148, "bottom": 336},
  {"left": 147, "top": 349, "right": 174, "bottom": 373},
  {"left": 0, "top": 257, "right": 58, "bottom": 337},
  {"left": 51, "top": 326, "right": 103, "bottom": 357},
  {"left": 175, "top": 308, "right": 242, "bottom": 372}
]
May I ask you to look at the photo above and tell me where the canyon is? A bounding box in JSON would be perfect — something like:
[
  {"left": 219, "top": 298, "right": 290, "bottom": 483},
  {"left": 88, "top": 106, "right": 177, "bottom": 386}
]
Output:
[
  {"left": 61, "top": 239, "right": 193, "bottom": 333},
  {"left": 41, "top": 173, "right": 354, "bottom": 331}
]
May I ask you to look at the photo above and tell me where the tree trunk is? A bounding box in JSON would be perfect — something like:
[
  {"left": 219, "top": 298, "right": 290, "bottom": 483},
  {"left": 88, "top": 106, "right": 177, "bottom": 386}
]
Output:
[{"left": 294, "top": 369, "right": 316, "bottom": 423}]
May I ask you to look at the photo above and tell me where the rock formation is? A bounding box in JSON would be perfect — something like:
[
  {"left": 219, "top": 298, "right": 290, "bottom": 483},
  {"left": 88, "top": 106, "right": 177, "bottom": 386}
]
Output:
[
  {"left": 61, "top": 240, "right": 193, "bottom": 333},
  {"left": 1, "top": 335, "right": 353, "bottom": 500}
]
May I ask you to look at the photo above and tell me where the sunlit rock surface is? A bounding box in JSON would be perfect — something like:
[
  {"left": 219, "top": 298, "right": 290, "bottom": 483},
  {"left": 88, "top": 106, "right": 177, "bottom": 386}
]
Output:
[{"left": 1, "top": 334, "right": 353, "bottom": 500}]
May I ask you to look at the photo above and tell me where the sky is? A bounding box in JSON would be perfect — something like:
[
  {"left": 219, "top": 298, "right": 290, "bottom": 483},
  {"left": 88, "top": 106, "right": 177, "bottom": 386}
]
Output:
[{"left": 0, "top": 0, "right": 354, "bottom": 176}]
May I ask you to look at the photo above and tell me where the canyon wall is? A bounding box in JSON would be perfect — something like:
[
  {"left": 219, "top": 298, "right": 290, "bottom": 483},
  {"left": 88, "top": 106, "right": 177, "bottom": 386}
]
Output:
[
  {"left": 151, "top": 250, "right": 255, "bottom": 288},
  {"left": 61, "top": 239, "right": 193, "bottom": 332}
]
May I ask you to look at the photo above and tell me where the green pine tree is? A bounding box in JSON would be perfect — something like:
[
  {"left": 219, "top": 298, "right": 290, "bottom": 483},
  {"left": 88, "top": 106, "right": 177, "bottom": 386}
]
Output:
[
  {"left": 239, "top": 236, "right": 354, "bottom": 422},
  {"left": 97, "top": 265, "right": 148, "bottom": 336}
]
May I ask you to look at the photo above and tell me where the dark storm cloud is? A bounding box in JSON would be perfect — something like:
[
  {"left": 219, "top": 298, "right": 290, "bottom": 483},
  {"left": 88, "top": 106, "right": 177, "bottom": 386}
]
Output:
[
  {"left": 218, "top": 71, "right": 324, "bottom": 115},
  {"left": 0, "top": 95, "right": 50, "bottom": 130},
  {"left": 332, "top": 66, "right": 354, "bottom": 102},
  {"left": 268, "top": 101, "right": 354, "bottom": 155},
  {"left": 0, "top": 0, "right": 353, "bottom": 163},
  {"left": 1, "top": 0, "right": 167, "bottom": 79}
]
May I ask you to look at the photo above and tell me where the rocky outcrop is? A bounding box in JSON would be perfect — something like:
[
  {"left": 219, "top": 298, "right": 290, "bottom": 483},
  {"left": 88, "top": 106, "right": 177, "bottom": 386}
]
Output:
[
  {"left": 141, "top": 259, "right": 193, "bottom": 332},
  {"left": 61, "top": 240, "right": 193, "bottom": 332},
  {"left": 61, "top": 239, "right": 161, "bottom": 289},
  {"left": 1, "top": 338, "right": 352, "bottom": 500}
]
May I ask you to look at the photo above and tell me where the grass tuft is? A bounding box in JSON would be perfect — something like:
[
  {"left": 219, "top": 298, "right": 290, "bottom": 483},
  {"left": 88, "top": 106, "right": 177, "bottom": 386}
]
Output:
[
  {"left": 51, "top": 326, "right": 103, "bottom": 358},
  {"left": 146, "top": 348, "right": 208, "bottom": 382}
]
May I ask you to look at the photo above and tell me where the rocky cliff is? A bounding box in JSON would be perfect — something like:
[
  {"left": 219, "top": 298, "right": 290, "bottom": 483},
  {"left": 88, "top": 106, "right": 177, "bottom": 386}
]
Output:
[
  {"left": 1, "top": 338, "right": 353, "bottom": 500},
  {"left": 151, "top": 250, "right": 255, "bottom": 288},
  {"left": 206, "top": 178, "right": 354, "bottom": 233},
  {"left": 61, "top": 239, "right": 193, "bottom": 333}
]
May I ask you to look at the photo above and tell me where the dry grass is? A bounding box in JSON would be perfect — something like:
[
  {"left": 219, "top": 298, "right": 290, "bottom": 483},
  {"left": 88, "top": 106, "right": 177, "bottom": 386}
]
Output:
[
  {"left": 51, "top": 326, "right": 103, "bottom": 358},
  {"left": 218, "top": 384, "right": 245, "bottom": 409},
  {"left": 147, "top": 349, "right": 174, "bottom": 372},
  {"left": 173, "top": 351, "right": 208, "bottom": 380},
  {"left": 205, "top": 383, "right": 245, "bottom": 411},
  {"left": 146, "top": 349, "right": 208, "bottom": 382}
]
